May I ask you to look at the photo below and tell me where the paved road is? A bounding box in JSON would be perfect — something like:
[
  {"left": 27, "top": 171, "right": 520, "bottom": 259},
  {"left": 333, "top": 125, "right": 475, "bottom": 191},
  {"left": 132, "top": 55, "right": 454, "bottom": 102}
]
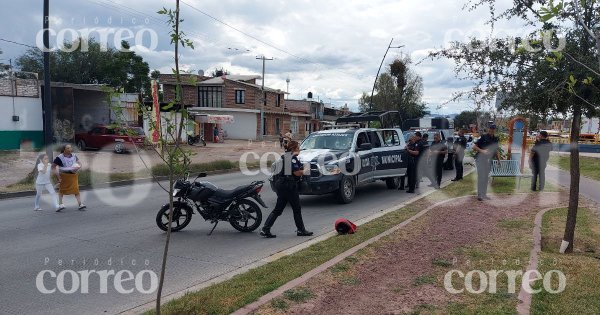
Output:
[
  {"left": 0, "top": 168, "right": 463, "bottom": 315},
  {"left": 546, "top": 164, "right": 600, "bottom": 204}
]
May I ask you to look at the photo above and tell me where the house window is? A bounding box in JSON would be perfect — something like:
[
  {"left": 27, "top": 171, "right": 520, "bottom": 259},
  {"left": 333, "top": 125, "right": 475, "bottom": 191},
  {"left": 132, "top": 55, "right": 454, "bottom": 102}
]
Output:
[
  {"left": 263, "top": 92, "right": 267, "bottom": 106},
  {"left": 291, "top": 116, "right": 299, "bottom": 134},
  {"left": 262, "top": 117, "right": 267, "bottom": 135},
  {"left": 198, "top": 86, "right": 222, "bottom": 108},
  {"left": 305, "top": 123, "right": 310, "bottom": 133},
  {"left": 276, "top": 94, "right": 281, "bottom": 107},
  {"left": 235, "top": 90, "right": 245, "bottom": 104},
  {"left": 275, "top": 118, "right": 281, "bottom": 134}
]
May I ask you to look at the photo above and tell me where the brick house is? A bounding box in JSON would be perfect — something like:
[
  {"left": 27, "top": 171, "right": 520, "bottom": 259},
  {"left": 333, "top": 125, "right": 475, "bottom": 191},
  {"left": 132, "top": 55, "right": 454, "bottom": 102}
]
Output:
[
  {"left": 284, "top": 99, "right": 325, "bottom": 138},
  {"left": 160, "top": 74, "right": 288, "bottom": 141}
]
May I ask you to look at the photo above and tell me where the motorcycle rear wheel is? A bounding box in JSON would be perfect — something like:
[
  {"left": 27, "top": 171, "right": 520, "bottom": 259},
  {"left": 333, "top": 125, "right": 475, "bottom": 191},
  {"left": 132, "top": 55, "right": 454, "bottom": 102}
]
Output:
[
  {"left": 156, "top": 202, "right": 193, "bottom": 232},
  {"left": 229, "top": 199, "right": 262, "bottom": 232}
]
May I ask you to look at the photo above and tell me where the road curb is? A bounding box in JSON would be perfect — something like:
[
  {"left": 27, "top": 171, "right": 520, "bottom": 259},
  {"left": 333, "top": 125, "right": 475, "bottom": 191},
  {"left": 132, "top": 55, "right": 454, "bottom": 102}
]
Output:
[
  {"left": 0, "top": 167, "right": 257, "bottom": 200},
  {"left": 121, "top": 168, "right": 475, "bottom": 315}
]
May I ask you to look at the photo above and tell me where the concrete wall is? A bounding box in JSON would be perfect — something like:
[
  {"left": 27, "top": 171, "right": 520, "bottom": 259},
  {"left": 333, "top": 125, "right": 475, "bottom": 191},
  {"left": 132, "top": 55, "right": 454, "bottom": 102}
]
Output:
[{"left": 0, "top": 95, "right": 43, "bottom": 149}]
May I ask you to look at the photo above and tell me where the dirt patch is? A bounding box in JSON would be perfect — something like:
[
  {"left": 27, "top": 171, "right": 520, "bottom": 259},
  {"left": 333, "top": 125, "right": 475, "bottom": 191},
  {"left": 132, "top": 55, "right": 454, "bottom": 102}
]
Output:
[
  {"left": 256, "top": 192, "right": 571, "bottom": 314},
  {"left": 0, "top": 140, "right": 281, "bottom": 189}
]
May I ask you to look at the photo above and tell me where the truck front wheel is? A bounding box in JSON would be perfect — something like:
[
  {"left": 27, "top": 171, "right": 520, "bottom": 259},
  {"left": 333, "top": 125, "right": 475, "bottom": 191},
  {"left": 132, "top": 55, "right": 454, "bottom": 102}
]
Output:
[{"left": 336, "top": 175, "right": 355, "bottom": 204}]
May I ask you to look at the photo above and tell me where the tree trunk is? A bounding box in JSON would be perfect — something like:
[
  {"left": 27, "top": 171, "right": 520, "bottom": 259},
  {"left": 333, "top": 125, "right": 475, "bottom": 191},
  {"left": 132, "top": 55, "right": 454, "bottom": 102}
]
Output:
[
  {"left": 561, "top": 107, "right": 581, "bottom": 253},
  {"left": 156, "top": 2, "right": 181, "bottom": 314}
]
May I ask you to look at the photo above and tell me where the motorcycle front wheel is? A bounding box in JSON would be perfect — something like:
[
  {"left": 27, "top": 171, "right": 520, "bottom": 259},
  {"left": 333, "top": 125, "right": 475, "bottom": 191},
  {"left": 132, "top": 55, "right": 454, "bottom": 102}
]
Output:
[
  {"left": 229, "top": 199, "right": 262, "bottom": 232},
  {"left": 156, "top": 202, "right": 193, "bottom": 232}
]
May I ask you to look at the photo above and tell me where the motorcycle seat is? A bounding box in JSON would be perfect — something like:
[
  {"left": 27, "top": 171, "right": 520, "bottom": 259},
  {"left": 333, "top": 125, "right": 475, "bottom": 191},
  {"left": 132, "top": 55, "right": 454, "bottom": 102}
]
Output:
[{"left": 214, "top": 185, "right": 253, "bottom": 198}]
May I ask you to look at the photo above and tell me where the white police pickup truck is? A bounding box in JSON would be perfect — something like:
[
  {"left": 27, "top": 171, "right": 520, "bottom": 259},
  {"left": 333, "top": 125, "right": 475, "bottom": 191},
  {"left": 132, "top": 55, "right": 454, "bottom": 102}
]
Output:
[{"left": 271, "top": 127, "right": 408, "bottom": 204}]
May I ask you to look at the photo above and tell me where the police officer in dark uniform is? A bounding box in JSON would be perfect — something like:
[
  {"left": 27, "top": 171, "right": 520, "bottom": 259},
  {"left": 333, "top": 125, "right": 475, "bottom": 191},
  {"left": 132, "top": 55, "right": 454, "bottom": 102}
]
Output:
[
  {"left": 260, "top": 141, "right": 313, "bottom": 238},
  {"left": 530, "top": 130, "right": 552, "bottom": 191},
  {"left": 430, "top": 133, "right": 448, "bottom": 188},
  {"left": 473, "top": 124, "right": 500, "bottom": 201},
  {"left": 405, "top": 133, "right": 422, "bottom": 193},
  {"left": 417, "top": 132, "right": 429, "bottom": 188},
  {"left": 452, "top": 129, "right": 468, "bottom": 181}
]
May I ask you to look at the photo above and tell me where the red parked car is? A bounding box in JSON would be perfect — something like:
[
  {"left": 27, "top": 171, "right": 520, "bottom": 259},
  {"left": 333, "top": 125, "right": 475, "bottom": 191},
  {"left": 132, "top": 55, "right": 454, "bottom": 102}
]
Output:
[{"left": 75, "top": 125, "right": 146, "bottom": 153}]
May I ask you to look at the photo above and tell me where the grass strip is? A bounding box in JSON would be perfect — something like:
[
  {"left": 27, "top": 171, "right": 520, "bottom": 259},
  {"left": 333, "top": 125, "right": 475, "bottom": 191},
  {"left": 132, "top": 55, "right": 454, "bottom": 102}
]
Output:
[
  {"left": 531, "top": 207, "right": 600, "bottom": 315},
  {"left": 548, "top": 154, "right": 600, "bottom": 181}
]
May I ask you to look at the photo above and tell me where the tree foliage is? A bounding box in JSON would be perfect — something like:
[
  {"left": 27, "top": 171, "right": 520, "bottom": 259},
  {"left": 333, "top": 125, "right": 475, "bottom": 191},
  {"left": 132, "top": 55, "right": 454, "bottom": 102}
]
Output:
[
  {"left": 431, "top": 0, "right": 600, "bottom": 253},
  {"left": 359, "top": 56, "right": 427, "bottom": 123},
  {"left": 16, "top": 39, "right": 150, "bottom": 94},
  {"left": 454, "top": 110, "right": 492, "bottom": 129}
]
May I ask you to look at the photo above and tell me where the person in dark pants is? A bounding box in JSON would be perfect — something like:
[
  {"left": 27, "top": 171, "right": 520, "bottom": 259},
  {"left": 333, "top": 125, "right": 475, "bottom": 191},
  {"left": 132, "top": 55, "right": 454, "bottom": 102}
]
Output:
[
  {"left": 452, "top": 129, "right": 468, "bottom": 181},
  {"left": 278, "top": 133, "right": 284, "bottom": 148},
  {"left": 429, "top": 133, "right": 448, "bottom": 188},
  {"left": 530, "top": 131, "right": 552, "bottom": 191},
  {"left": 405, "top": 135, "right": 421, "bottom": 193},
  {"left": 417, "top": 133, "right": 429, "bottom": 188},
  {"left": 261, "top": 141, "right": 313, "bottom": 238},
  {"left": 473, "top": 125, "right": 500, "bottom": 201}
]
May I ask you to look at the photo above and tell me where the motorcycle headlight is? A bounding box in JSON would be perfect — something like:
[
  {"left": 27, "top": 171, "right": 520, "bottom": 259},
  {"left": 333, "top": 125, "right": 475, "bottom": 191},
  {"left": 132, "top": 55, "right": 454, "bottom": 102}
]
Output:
[{"left": 320, "top": 164, "right": 341, "bottom": 175}]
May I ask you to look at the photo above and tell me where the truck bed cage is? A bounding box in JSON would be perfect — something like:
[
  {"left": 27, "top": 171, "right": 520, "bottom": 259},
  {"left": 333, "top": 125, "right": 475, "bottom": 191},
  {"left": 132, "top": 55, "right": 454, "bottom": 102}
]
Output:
[{"left": 335, "top": 111, "right": 401, "bottom": 129}]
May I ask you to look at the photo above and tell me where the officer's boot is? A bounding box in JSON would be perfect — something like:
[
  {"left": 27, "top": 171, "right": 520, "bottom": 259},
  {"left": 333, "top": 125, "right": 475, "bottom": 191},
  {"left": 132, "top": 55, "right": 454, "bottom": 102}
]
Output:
[
  {"left": 293, "top": 212, "right": 313, "bottom": 237},
  {"left": 260, "top": 212, "right": 278, "bottom": 238}
]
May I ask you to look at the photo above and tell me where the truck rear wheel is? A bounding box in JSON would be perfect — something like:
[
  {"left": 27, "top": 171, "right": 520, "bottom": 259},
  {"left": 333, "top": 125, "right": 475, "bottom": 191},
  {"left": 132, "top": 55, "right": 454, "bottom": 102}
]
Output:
[
  {"left": 336, "top": 176, "right": 355, "bottom": 204},
  {"left": 385, "top": 177, "right": 401, "bottom": 189}
]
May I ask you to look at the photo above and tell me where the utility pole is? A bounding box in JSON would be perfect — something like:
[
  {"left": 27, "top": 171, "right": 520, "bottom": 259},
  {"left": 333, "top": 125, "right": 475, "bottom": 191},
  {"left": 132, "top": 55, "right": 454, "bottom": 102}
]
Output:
[
  {"left": 256, "top": 55, "right": 273, "bottom": 139},
  {"left": 43, "top": 0, "right": 53, "bottom": 159},
  {"left": 370, "top": 38, "right": 404, "bottom": 112}
]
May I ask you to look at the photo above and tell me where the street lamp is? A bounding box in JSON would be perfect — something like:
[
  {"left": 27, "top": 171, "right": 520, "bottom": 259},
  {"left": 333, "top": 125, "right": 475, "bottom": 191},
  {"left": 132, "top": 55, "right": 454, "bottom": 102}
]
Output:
[{"left": 369, "top": 38, "right": 404, "bottom": 112}]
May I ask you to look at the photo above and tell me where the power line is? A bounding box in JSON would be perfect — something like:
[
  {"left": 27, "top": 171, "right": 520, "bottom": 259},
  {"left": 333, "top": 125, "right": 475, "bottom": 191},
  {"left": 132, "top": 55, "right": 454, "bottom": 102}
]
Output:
[
  {"left": 0, "top": 38, "right": 37, "bottom": 49},
  {"left": 88, "top": 0, "right": 250, "bottom": 53},
  {"left": 91, "top": 0, "right": 367, "bottom": 83},
  {"left": 179, "top": 0, "right": 365, "bottom": 80}
]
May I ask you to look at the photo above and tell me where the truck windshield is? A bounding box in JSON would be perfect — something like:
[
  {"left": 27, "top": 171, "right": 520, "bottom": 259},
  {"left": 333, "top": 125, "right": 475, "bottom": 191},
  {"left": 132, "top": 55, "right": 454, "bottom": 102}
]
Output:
[{"left": 301, "top": 133, "right": 354, "bottom": 150}]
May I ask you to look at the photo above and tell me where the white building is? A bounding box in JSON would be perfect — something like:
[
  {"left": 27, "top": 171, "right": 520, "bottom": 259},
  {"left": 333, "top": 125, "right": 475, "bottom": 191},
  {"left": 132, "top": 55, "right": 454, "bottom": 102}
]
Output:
[{"left": 0, "top": 78, "right": 43, "bottom": 150}]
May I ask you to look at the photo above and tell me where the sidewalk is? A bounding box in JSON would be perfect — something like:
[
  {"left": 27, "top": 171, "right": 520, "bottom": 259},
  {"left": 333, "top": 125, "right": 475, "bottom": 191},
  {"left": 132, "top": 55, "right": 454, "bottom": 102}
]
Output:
[{"left": 545, "top": 164, "right": 600, "bottom": 204}]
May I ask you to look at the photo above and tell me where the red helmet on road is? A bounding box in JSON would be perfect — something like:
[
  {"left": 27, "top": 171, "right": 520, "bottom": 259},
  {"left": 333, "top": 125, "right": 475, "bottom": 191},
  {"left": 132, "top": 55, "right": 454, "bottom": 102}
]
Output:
[{"left": 335, "top": 218, "right": 356, "bottom": 234}]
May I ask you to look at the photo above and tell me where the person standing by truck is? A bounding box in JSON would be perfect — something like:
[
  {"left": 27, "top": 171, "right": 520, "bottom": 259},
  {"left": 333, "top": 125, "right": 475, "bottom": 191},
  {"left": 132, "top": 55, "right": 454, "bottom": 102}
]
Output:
[
  {"left": 473, "top": 125, "right": 500, "bottom": 201},
  {"left": 452, "top": 129, "right": 468, "bottom": 181},
  {"left": 418, "top": 133, "right": 430, "bottom": 188},
  {"left": 261, "top": 140, "right": 313, "bottom": 238},
  {"left": 405, "top": 134, "right": 421, "bottom": 193},
  {"left": 430, "top": 133, "right": 448, "bottom": 188}
]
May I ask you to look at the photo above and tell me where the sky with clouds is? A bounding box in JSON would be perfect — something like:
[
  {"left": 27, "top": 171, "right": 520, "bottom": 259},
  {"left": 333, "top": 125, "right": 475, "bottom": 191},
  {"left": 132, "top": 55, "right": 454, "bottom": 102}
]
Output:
[{"left": 0, "top": 0, "right": 534, "bottom": 114}]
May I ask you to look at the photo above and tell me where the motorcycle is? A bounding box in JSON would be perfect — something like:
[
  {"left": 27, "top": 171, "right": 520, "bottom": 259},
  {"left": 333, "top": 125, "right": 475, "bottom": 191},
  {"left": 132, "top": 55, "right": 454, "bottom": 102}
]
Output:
[
  {"left": 187, "top": 134, "right": 207, "bottom": 146},
  {"left": 156, "top": 172, "right": 267, "bottom": 235}
]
